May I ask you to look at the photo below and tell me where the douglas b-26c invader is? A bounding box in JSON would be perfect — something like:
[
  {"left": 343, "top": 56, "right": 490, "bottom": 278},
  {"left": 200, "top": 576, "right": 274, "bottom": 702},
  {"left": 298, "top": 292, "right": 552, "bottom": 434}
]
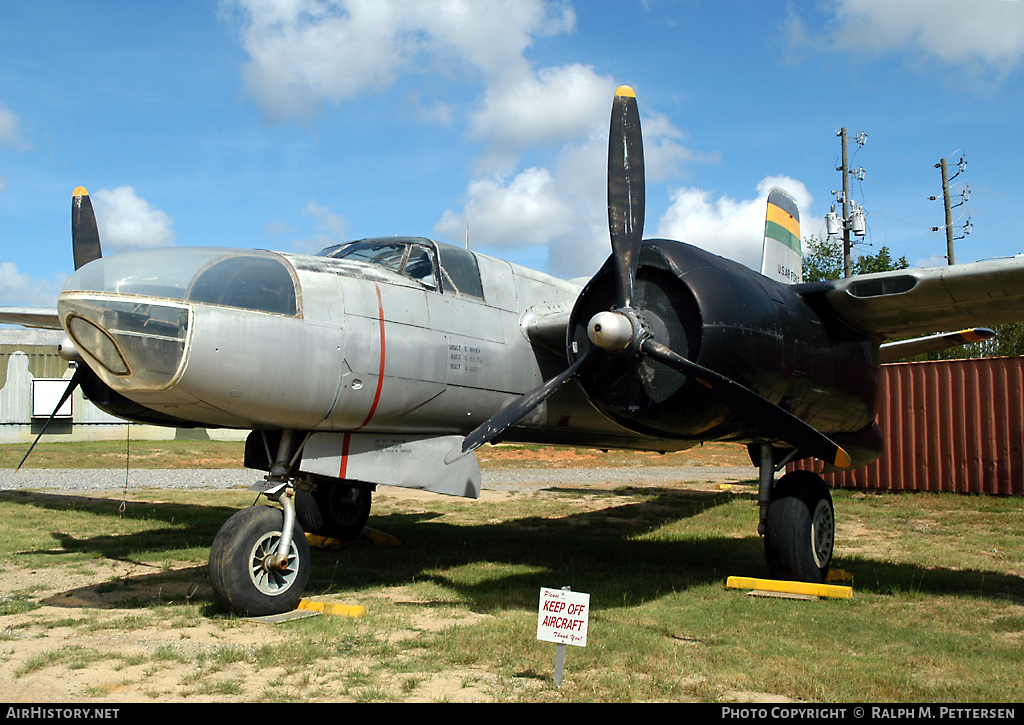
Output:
[{"left": 4, "top": 87, "right": 1024, "bottom": 616}]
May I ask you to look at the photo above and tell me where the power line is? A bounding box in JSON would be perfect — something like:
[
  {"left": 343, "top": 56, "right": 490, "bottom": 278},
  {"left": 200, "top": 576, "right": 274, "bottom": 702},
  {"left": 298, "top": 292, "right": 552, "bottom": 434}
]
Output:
[
  {"left": 858, "top": 142, "right": 935, "bottom": 169},
  {"left": 863, "top": 209, "right": 939, "bottom": 231}
]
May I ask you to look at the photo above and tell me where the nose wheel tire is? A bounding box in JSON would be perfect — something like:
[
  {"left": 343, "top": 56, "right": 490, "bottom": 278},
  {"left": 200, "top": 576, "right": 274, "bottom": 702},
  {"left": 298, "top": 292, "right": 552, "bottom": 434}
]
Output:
[
  {"left": 209, "top": 505, "right": 311, "bottom": 617},
  {"left": 296, "top": 483, "right": 372, "bottom": 542},
  {"left": 764, "top": 471, "right": 834, "bottom": 583}
]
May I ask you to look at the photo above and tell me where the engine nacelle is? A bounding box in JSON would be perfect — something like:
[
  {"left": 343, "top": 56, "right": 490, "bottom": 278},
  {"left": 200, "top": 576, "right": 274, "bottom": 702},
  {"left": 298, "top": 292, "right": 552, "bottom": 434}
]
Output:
[{"left": 567, "top": 240, "right": 880, "bottom": 448}]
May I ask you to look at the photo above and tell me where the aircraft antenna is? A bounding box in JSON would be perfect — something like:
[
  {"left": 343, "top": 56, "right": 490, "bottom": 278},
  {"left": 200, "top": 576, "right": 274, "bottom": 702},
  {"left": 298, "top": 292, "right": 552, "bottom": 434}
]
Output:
[{"left": 465, "top": 220, "right": 469, "bottom": 250}]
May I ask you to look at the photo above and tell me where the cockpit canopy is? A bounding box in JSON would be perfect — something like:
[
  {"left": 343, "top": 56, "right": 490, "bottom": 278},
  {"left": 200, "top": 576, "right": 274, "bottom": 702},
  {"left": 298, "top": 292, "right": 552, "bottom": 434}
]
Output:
[
  {"left": 59, "top": 248, "right": 301, "bottom": 390},
  {"left": 63, "top": 247, "right": 300, "bottom": 316},
  {"left": 318, "top": 237, "right": 484, "bottom": 299}
]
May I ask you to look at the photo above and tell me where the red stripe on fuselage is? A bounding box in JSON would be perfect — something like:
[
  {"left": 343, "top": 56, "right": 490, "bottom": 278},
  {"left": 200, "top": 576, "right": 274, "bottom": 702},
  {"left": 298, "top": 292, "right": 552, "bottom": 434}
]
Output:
[
  {"left": 339, "top": 432, "right": 351, "bottom": 479},
  {"left": 339, "top": 283, "right": 386, "bottom": 479}
]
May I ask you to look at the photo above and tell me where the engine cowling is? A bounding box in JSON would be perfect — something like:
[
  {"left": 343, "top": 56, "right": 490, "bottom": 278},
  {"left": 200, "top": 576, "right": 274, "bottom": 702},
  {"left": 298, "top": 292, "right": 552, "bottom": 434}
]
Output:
[{"left": 567, "top": 240, "right": 880, "bottom": 445}]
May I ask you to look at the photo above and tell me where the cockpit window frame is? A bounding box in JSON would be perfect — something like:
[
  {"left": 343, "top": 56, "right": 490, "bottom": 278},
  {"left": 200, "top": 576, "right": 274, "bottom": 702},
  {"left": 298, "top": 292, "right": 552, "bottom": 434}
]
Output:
[
  {"left": 318, "top": 237, "right": 484, "bottom": 300},
  {"left": 184, "top": 250, "right": 303, "bottom": 318},
  {"left": 319, "top": 238, "right": 440, "bottom": 292}
]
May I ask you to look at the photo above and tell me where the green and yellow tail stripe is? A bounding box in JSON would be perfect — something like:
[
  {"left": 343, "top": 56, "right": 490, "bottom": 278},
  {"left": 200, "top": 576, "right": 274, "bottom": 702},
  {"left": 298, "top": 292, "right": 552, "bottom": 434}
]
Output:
[{"left": 764, "top": 192, "right": 801, "bottom": 254}]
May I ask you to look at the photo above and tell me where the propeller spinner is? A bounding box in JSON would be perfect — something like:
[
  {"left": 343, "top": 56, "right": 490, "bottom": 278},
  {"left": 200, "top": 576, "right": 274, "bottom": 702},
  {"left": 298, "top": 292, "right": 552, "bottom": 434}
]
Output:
[{"left": 446, "top": 87, "right": 851, "bottom": 470}]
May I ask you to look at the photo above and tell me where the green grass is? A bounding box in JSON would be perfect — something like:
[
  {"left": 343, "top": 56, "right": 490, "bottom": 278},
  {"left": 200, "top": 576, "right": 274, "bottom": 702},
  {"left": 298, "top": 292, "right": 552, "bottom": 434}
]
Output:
[
  {"left": 0, "top": 483, "right": 1020, "bottom": 702},
  {"left": 0, "top": 440, "right": 248, "bottom": 469},
  {"left": 0, "top": 440, "right": 752, "bottom": 470}
]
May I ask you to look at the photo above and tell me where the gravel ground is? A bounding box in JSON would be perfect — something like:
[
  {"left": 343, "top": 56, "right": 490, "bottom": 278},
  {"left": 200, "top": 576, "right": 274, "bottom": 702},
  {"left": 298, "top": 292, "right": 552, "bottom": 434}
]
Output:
[{"left": 0, "top": 465, "right": 759, "bottom": 493}]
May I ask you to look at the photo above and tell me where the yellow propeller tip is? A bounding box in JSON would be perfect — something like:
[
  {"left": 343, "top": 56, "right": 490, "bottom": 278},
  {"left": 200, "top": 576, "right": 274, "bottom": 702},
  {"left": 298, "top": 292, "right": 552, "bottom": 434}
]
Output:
[
  {"left": 834, "top": 447, "right": 852, "bottom": 469},
  {"left": 615, "top": 85, "right": 635, "bottom": 98},
  {"left": 72, "top": 186, "right": 89, "bottom": 197}
]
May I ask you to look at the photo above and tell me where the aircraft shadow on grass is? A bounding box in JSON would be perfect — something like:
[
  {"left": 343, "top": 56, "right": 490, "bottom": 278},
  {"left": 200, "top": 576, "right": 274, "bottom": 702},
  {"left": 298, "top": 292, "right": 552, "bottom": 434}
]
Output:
[{"left": 2, "top": 489, "right": 1021, "bottom": 612}]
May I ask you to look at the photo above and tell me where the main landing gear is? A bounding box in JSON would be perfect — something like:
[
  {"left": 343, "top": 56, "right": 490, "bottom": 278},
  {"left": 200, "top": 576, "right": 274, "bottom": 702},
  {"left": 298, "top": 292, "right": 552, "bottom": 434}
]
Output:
[
  {"left": 295, "top": 480, "right": 373, "bottom": 543},
  {"left": 756, "top": 444, "right": 835, "bottom": 583}
]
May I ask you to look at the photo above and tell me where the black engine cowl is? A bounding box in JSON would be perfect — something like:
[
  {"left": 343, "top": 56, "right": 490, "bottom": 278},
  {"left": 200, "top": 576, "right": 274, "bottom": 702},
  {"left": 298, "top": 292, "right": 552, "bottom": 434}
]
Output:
[{"left": 567, "top": 240, "right": 880, "bottom": 445}]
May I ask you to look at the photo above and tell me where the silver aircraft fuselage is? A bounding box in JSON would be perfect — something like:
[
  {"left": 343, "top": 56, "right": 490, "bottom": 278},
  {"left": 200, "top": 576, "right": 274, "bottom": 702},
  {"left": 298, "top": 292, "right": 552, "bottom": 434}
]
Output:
[{"left": 56, "top": 240, "right": 695, "bottom": 452}]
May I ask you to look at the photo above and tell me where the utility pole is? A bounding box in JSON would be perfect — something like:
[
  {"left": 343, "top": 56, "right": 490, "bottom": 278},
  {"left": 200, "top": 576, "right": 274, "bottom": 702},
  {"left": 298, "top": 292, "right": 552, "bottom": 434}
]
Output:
[
  {"left": 934, "top": 155, "right": 969, "bottom": 266},
  {"left": 826, "top": 128, "right": 866, "bottom": 276},
  {"left": 939, "top": 158, "right": 954, "bottom": 265},
  {"left": 839, "top": 128, "right": 852, "bottom": 278}
]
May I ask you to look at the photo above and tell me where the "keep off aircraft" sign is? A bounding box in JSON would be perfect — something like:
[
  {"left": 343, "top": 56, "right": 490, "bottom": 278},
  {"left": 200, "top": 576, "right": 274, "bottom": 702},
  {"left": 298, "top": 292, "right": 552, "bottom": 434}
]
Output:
[{"left": 536, "top": 587, "right": 590, "bottom": 647}]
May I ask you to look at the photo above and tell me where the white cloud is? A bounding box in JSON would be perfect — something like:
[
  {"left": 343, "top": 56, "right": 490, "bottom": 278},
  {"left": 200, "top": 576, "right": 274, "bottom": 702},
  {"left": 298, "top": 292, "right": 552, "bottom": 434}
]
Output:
[
  {"left": 0, "top": 103, "right": 26, "bottom": 150},
  {"left": 0, "top": 262, "right": 63, "bottom": 307},
  {"left": 469, "top": 64, "right": 616, "bottom": 155},
  {"left": 436, "top": 167, "right": 577, "bottom": 250},
  {"left": 794, "top": 0, "right": 1024, "bottom": 79},
  {"left": 305, "top": 199, "right": 348, "bottom": 238},
  {"left": 435, "top": 134, "right": 611, "bottom": 279},
  {"left": 226, "top": 1, "right": 719, "bottom": 281},
  {"left": 291, "top": 200, "right": 349, "bottom": 252},
  {"left": 401, "top": 92, "right": 455, "bottom": 126},
  {"left": 656, "top": 176, "right": 815, "bottom": 271},
  {"left": 92, "top": 187, "right": 176, "bottom": 253},
  {"left": 263, "top": 200, "right": 350, "bottom": 253},
  {"left": 436, "top": 108, "right": 711, "bottom": 280},
  {"left": 226, "top": 0, "right": 576, "bottom": 122}
]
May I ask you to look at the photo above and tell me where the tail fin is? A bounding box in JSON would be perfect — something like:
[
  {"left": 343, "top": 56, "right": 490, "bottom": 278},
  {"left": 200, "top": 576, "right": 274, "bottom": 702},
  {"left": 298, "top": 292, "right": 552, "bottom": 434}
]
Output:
[{"left": 760, "top": 189, "right": 802, "bottom": 284}]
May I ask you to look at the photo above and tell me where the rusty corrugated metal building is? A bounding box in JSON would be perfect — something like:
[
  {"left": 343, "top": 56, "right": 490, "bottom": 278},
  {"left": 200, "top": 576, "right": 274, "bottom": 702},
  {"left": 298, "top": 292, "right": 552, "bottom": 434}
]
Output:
[{"left": 792, "top": 357, "right": 1024, "bottom": 495}]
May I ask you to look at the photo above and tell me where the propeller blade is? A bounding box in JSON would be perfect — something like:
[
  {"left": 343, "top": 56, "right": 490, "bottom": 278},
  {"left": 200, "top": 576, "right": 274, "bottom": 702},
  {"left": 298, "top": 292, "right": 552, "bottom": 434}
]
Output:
[
  {"left": 639, "top": 338, "right": 852, "bottom": 469},
  {"left": 445, "top": 351, "right": 594, "bottom": 464},
  {"left": 72, "top": 187, "right": 102, "bottom": 270},
  {"left": 607, "top": 85, "right": 645, "bottom": 310},
  {"left": 16, "top": 366, "right": 86, "bottom": 471}
]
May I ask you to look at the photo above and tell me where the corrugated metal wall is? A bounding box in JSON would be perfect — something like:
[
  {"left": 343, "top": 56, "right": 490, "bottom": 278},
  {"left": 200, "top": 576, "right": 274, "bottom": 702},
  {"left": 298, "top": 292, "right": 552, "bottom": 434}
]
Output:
[
  {"left": 792, "top": 357, "right": 1024, "bottom": 495},
  {"left": 0, "top": 329, "right": 71, "bottom": 389}
]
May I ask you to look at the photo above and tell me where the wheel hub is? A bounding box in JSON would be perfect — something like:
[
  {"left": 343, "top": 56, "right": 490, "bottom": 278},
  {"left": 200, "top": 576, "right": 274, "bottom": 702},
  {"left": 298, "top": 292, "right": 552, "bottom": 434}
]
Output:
[
  {"left": 249, "top": 531, "right": 299, "bottom": 596},
  {"left": 810, "top": 499, "right": 835, "bottom": 569}
]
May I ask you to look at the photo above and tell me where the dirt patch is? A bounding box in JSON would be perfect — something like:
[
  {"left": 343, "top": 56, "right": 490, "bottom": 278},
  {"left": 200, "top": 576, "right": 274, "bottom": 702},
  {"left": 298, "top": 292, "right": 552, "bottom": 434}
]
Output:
[
  {"left": 0, "top": 560, "right": 509, "bottom": 703},
  {"left": 478, "top": 442, "right": 751, "bottom": 468},
  {"left": 1, "top": 484, "right": 613, "bottom": 703}
]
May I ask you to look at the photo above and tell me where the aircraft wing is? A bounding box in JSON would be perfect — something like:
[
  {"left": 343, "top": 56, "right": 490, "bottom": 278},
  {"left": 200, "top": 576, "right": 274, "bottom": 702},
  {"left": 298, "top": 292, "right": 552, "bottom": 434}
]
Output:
[
  {"left": 0, "top": 307, "right": 62, "bottom": 330},
  {"left": 795, "top": 256, "right": 1024, "bottom": 339},
  {"left": 879, "top": 327, "right": 994, "bottom": 363}
]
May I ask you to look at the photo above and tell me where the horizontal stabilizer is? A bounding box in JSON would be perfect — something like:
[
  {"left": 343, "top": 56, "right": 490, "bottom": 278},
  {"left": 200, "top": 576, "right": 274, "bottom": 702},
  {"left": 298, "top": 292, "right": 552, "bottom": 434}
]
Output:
[{"left": 879, "top": 327, "right": 995, "bottom": 363}]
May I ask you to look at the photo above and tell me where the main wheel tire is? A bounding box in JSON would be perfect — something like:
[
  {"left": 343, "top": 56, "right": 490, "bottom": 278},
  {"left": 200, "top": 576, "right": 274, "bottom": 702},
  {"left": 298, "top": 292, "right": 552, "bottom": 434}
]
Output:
[
  {"left": 295, "top": 483, "right": 371, "bottom": 542},
  {"left": 208, "top": 506, "right": 310, "bottom": 617},
  {"left": 764, "top": 471, "right": 835, "bottom": 583}
]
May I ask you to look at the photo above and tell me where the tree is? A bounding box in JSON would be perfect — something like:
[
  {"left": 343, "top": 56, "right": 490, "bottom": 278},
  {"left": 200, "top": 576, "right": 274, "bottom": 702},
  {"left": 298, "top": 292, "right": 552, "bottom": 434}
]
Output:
[
  {"left": 801, "top": 235, "right": 907, "bottom": 282},
  {"left": 855, "top": 246, "right": 909, "bottom": 275},
  {"left": 801, "top": 234, "right": 843, "bottom": 283}
]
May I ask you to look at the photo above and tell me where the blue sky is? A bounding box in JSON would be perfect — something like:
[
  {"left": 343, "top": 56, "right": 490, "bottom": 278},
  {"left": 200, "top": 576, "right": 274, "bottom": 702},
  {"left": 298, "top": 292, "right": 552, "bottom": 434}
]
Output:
[{"left": 3, "top": 0, "right": 1024, "bottom": 306}]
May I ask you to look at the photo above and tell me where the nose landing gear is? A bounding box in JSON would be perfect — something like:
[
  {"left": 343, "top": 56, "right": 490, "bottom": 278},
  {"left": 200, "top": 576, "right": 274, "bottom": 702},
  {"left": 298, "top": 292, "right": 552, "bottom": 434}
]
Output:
[
  {"left": 208, "top": 429, "right": 313, "bottom": 617},
  {"left": 208, "top": 504, "right": 311, "bottom": 617}
]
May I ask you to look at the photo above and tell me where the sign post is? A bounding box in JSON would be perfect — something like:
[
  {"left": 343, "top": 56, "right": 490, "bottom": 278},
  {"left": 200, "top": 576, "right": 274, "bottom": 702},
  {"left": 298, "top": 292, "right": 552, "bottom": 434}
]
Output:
[{"left": 536, "top": 586, "right": 590, "bottom": 686}]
